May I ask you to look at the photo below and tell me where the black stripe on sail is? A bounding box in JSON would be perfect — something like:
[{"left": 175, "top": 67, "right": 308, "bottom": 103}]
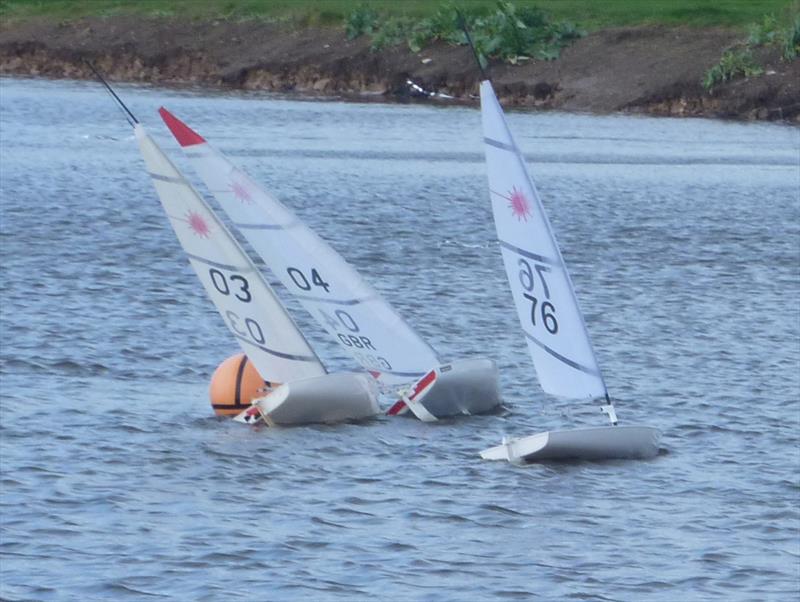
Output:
[
  {"left": 523, "top": 331, "right": 601, "bottom": 377},
  {"left": 233, "top": 334, "right": 319, "bottom": 363},
  {"left": 484, "top": 137, "right": 518, "bottom": 153},
  {"left": 231, "top": 221, "right": 300, "bottom": 231},
  {"left": 379, "top": 369, "right": 428, "bottom": 378},
  {"left": 293, "top": 293, "right": 376, "bottom": 306},
  {"left": 149, "top": 172, "right": 186, "bottom": 185},
  {"left": 184, "top": 253, "right": 251, "bottom": 272},
  {"left": 498, "top": 240, "right": 558, "bottom": 267}
]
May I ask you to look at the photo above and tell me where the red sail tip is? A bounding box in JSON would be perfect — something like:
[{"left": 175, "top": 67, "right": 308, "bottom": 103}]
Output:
[{"left": 158, "top": 107, "right": 205, "bottom": 147}]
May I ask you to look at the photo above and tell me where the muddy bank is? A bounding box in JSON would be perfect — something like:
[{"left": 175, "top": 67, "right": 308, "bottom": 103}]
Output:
[{"left": 1, "top": 16, "right": 798, "bottom": 121}]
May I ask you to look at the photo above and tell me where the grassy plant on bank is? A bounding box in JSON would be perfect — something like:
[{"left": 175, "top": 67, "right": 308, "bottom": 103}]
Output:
[
  {"left": 704, "top": 10, "right": 799, "bottom": 89},
  {"left": 781, "top": 14, "right": 800, "bottom": 59},
  {"left": 344, "top": 1, "right": 585, "bottom": 64},
  {"left": 345, "top": 3, "right": 379, "bottom": 39},
  {"left": 702, "top": 48, "right": 764, "bottom": 88},
  {"left": 1, "top": 0, "right": 797, "bottom": 31},
  {"left": 748, "top": 14, "right": 784, "bottom": 46},
  {"left": 465, "top": 2, "right": 585, "bottom": 62},
  {"left": 748, "top": 12, "right": 800, "bottom": 58},
  {"left": 369, "top": 16, "right": 417, "bottom": 51}
]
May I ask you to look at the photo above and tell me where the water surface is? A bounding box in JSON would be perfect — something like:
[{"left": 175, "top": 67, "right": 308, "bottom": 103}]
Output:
[{"left": 1, "top": 78, "right": 798, "bottom": 601}]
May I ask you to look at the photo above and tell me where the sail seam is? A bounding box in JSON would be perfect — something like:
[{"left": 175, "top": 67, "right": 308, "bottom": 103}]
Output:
[
  {"left": 233, "top": 333, "right": 320, "bottom": 363},
  {"left": 149, "top": 172, "right": 186, "bottom": 185},
  {"left": 498, "top": 240, "right": 558, "bottom": 267},
  {"left": 376, "top": 368, "right": 428, "bottom": 378},
  {"left": 294, "top": 293, "right": 376, "bottom": 306},
  {"left": 185, "top": 252, "right": 254, "bottom": 272},
  {"left": 484, "top": 137, "right": 518, "bottom": 153},
  {"left": 523, "top": 331, "right": 602, "bottom": 377},
  {"left": 231, "top": 221, "right": 299, "bottom": 231}
]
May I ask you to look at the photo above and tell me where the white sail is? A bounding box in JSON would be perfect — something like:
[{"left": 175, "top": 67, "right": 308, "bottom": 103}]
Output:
[
  {"left": 479, "top": 81, "right": 606, "bottom": 400},
  {"left": 134, "top": 124, "right": 326, "bottom": 384},
  {"left": 158, "top": 108, "right": 441, "bottom": 387}
]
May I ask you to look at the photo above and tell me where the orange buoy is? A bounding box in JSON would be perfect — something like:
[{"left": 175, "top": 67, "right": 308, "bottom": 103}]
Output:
[{"left": 209, "top": 353, "right": 275, "bottom": 417}]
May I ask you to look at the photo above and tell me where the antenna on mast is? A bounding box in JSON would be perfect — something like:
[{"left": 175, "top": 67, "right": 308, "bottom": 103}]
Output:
[
  {"left": 83, "top": 59, "right": 139, "bottom": 126},
  {"left": 456, "top": 10, "right": 489, "bottom": 82}
]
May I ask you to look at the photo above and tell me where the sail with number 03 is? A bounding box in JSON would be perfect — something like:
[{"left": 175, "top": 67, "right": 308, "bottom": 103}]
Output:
[{"left": 134, "top": 124, "right": 326, "bottom": 385}]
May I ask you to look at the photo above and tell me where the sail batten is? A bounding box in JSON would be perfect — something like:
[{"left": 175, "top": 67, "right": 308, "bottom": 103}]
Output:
[
  {"left": 231, "top": 221, "right": 302, "bottom": 231},
  {"left": 480, "top": 81, "right": 607, "bottom": 401},
  {"left": 184, "top": 253, "right": 254, "bottom": 272},
  {"left": 148, "top": 172, "right": 186, "bottom": 184},
  {"left": 523, "top": 332, "right": 603, "bottom": 377},
  {"left": 483, "top": 137, "right": 519, "bottom": 152},
  {"left": 291, "top": 293, "right": 376, "bottom": 306},
  {"left": 497, "top": 240, "right": 558, "bottom": 266},
  {"left": 230, "top": 334, "right": 320, "bottom": 362},
  {"left": 379, "top": 369, "right": 428, "bottom": 378}
]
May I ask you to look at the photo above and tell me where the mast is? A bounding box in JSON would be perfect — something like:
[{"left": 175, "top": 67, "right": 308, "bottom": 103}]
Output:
[
  {"left": 457, "top": 11, "right": 489, "bottom": 82},
  {"left": 84, "top": 60, "right": 139, "bottom": 126}
]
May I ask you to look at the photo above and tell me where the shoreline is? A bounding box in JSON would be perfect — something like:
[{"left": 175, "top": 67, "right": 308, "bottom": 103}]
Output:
[{"left": 1, "top": 16, "right": 798, "bottom": 122}]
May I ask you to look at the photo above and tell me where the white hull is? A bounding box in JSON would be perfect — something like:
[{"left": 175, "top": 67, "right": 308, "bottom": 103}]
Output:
[
  {"left": 480, "top": 426, "right": 661, "bottom": 463},
  {"left": 236, "top": 372, "right": 380, "bottom": 426},
  {"left": 402, "top": 358, "right": 501, "bottom": 421}
]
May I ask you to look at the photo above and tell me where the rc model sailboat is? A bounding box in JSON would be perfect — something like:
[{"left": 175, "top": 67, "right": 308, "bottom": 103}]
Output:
[
  {"left": 477, "top": 79, "right": 662, "bottom": 462},
  {"left": 93, "top": 70, "right": 379, "bottom": 426}
]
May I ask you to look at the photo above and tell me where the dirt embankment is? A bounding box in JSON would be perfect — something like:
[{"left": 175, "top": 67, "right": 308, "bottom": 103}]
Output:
[{"left": 1, "top": 16, "right": 798, "bottom": 121}]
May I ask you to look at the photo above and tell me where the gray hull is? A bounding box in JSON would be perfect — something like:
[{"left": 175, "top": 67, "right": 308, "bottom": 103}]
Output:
[
  {"left": 407, "top": 358, "right": 501, "bottom": 421},
  {"left": 248, "top": 372, "right": 380, "bottom": 426},
  {"left": 481, "top": 426, "right": 662, "bottom": 463}
]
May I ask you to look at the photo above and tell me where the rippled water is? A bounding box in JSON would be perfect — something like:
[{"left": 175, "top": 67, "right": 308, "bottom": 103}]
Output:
[{"left": 1, "top": 77, "right": 798, "bottom": 601}]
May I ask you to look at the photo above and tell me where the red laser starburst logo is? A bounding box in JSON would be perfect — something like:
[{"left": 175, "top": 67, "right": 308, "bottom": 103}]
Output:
[
  {"left": 508, "top": 186, "right": 532, "bottom": 221},
  {"left": 231, "top": 178, "right": 253, "bottom": 204},
  {"left": 186, "top": 210, "right": 211, "bottom": 238}
]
